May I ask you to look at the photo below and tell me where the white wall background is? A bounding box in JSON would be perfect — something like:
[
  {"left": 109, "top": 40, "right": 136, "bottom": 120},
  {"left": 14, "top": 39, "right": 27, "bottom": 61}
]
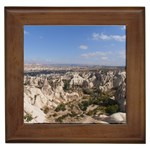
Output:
[{"left": 0, "top": 0, "right": 149, "bottom": 149}]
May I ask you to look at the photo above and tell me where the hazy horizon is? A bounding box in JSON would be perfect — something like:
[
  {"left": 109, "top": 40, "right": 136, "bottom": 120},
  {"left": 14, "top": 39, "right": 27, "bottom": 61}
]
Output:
[
  {"left": 24, "top": 62, "right": 126, "bottom": 67},
  {"left": 24, "top": 25, "right": 126, "bottom": 66}
]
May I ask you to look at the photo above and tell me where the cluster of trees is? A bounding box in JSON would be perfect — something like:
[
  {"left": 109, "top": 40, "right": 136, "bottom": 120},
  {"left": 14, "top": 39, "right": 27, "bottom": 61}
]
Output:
[{"left": 79, "top": 88, "right": 119, "bottom": 115}]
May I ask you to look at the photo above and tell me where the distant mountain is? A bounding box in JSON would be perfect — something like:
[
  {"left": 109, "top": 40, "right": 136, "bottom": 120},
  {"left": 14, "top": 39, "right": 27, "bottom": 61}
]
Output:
[{"left": 24, "top": 63, "right": 125, "bottom": 68}]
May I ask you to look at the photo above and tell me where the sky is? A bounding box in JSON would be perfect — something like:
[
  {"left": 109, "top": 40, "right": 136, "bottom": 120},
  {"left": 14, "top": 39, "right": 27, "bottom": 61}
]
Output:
[{"left": 24, "top": 25, "right": 126, "bottom": 66}]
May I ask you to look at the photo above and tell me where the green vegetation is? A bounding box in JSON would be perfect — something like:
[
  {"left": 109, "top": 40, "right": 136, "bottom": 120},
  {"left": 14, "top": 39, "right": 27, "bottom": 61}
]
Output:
[
  {"left": 42, "top": 106, "right": 49, "bottom": 114},
  {"left": 79, "top": 90, "right": 119, "bottom": 115},
  {"left": 55, "top": 114, "right": 69, "bottom": 123},
  {"left": 86, "top": 107, "right": 104, "bottom": 116},
  {"left": 55, "top": 115, "right": 66, "bottom": 123},
  {"left": 55, "top": 112, "right": 77, "bottom": 123},
  {"left": 24, "top": 113, "right": 33, "bottom": 122},
  {"left": 105, "top": 104, "right": 119, "bottom": 114},
  {"left": 78, "top": 101, "right": 91, "bottom": 111},
  {"left": 55, "top": 103, "right": 66, "bottom": 112},
  {"left": 83, "top": 88, "right": 93, "bottom": 95},
  {"left": 63, "top": 80, "right": 70, "bottom": 91}
]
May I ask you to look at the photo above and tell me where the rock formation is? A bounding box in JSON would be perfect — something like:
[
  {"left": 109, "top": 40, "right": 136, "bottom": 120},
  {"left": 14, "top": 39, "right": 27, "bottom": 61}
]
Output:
[{"left": 24, "top": 65, "right": 126, "bottom": 124}]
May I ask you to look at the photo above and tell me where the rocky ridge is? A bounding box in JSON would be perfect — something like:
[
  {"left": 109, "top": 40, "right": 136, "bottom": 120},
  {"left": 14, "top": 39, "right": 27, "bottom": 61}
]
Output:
[{"left": 24, "top": 67, "right": 126, "bottom": 124}]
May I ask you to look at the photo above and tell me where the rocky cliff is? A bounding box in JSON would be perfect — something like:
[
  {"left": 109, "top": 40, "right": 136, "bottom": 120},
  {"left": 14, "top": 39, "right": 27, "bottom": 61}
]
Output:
[{"left": 24, "top": 67, "right": 126, "bottom": 124}]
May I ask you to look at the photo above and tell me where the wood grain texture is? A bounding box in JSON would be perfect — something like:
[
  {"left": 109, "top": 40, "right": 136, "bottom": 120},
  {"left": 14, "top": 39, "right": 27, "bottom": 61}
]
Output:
[{"left": 5, "top": 7, "right": 145, "bottom": 143}]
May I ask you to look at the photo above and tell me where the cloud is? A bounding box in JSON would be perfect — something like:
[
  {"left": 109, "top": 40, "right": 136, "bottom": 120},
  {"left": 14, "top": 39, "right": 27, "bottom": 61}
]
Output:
[
  {"left": 79, "top": 45, "right": 88, "bottom": 50},
  {"left": 121, "top": 26, "right": 126, "bottom": 30},
  {"left": 92, "top": 33, "right": 126, "bottom": 42},
  {"left": 24, "top": 30, "right": 29, "bottom": 35},
  {"left": 81, "top": 51, "right": 111, "bottom": 58}
]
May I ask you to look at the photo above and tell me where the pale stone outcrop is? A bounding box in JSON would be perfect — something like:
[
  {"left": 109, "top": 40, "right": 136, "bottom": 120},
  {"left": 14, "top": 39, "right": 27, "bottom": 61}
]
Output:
[
  {"left": 104, "top": 112, "right": 126, "bottom": 124},
  {"left": 24, "top": 100, "right": 47, "bottom": 123},
  {"left": 115, "top": 82, "right": 126, "bottom": 112},
  {"left": 24, "top": 66, "right": 126, "bottom": 124},
  {"left": 70, "top": 73, "right": 84, "bottom": 87}
]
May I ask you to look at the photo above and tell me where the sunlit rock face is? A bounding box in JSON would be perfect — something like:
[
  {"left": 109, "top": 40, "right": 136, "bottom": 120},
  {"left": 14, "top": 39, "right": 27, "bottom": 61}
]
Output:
[
  {"left": 114, "top": 72, "right": 126, "bottom": 112},
  {"left": 24, "top": 65, "right": 126, "bottom": 124},
  {"left": 98, "top": 112, "right": 126, "bottom": 124}
]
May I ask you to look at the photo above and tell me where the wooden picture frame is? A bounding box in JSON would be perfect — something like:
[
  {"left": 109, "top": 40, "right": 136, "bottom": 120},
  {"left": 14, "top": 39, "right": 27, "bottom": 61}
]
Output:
[{"left": 5, "top": 7, "right": 145, "bottom": 143}]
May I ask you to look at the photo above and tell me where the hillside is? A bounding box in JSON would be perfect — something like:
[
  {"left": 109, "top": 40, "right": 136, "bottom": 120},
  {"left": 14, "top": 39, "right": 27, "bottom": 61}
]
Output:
[{"left": 24, "top": 65, "right": 126, "bottom": 124}]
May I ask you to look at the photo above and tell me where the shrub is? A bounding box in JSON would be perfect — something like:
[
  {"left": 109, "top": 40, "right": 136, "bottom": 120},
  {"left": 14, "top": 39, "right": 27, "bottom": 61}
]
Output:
[
  {"left": 82, "top": 95, "right": 90, "bottom": 99},
  {"left": 24, "top": 113, "right": 33, "bottom": 122},
  {"left": 78, "top": 101, "right": 90, "bottom": 111},
  {"left": 42, "top": 106, "right": 49, "bottom": 114},
  {"left": 55, "top": 117, "right": 63, "bottom": 123},
  {"left": 63, "top": 80, "right": 70, "bottom": 91},
  {"left": 55, "top": 114, "right": 68, "bottom": 123},
  {"left": 105, "top": 104, "right": 119, "bottom": 114},
  {"left": 82, "top": 88, "right": 93, "bottom": 95},
  {"left": 102, "top": 99, "right": 117, "bottom": 106},
  {"left": 53, "top": 113, "right": 57, "bottom": 117},
  {"left": 55, "top": 103, "right": 66, "bottom": 112}
]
